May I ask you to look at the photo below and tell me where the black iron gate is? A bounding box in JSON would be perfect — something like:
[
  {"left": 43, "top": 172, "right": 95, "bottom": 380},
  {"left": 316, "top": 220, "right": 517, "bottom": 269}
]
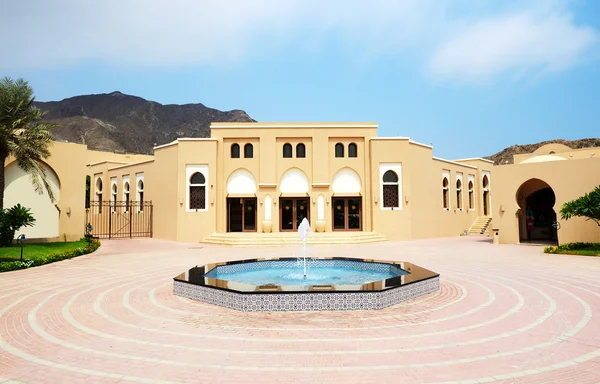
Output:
[{"left": 85, "top": 201, "right": 153, "bottom": 239}]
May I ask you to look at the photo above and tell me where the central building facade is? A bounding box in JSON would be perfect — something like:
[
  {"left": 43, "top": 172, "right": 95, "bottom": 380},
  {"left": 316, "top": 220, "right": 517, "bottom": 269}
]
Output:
[{"left": 89, "top": 122, "right": 493, "bottom": 243}]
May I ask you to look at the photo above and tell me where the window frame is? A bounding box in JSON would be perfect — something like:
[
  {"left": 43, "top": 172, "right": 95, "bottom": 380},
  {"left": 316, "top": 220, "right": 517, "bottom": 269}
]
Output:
[
  {"left": 348, "top": 143, "right": 357, "bottom": 158},
  {"left": 186, "top": 165, "right": 209, "bottom": 212},
  {"left": 244, "top": 143, "right": 253, "bottom": 158},
  {"left": 379, "top": 164, "right": 402, "bottom": 211},
  {"left": 442, "top": 177, "right": 449, "bottom": 210},
  {"left": 335, "top": 143, "right": 344, "bottom": 158},
  {"left": 189, "top": 172, "right": 207, "bottom": 211},
  {"left": 283, "top": 143, "right": 293, "bottom": 158},
  {"left": 231, "top": 143, "right": 240, "bottom": 158},
  {"left": 296, "top": 143, "right": 306, "bottom": 158}
]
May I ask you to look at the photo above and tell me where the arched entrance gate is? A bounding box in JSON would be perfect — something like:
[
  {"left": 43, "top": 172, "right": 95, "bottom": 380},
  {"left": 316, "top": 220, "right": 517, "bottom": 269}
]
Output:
[{"left": 516, "top": 178, "right": 558, "bottom": 244}]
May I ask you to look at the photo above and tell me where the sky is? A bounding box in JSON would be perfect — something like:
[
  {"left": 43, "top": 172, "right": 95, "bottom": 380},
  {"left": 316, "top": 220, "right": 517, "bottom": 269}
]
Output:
[{"left": 1, "top": 0, "right": 599, "bottom": 159}]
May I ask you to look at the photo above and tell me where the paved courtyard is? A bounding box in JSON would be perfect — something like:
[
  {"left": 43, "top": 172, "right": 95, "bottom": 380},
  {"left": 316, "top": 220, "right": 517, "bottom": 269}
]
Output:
[{"left": 1, "top": 236, "right": 600, "bottom": 384}]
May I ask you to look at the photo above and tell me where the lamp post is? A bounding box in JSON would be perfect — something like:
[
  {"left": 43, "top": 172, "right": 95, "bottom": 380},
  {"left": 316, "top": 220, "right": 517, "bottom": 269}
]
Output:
[
  {"left": 85, "top": 223, "right": 93, "bottom": 244},
  {"left": 17, "top": 234, "right": 26, "bottom": 261}
]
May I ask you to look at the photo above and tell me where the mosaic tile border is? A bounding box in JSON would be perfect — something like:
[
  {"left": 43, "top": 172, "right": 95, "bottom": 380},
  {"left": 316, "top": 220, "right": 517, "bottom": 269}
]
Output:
[{"left": 174, "top": 276, "right": 440, "bottom": 312}]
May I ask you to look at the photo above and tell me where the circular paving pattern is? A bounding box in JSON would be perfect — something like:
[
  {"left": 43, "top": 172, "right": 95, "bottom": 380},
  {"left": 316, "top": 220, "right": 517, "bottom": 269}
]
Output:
[{"left": 1, "top": 237, "right": 600, "bottom": 384}]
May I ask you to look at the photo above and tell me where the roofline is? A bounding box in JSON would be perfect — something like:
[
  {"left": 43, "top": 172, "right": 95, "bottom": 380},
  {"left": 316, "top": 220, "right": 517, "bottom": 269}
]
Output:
[
  {"left": 432, "top": 157, "right": 478, "bottom": 169},
  {"left": 453, "top": 157, "right": 495, "bottom": 164},
  {"left": 210, "top": 122, "right": 378, "bottom": 129},
  {"left": 107, "top": 159, "right": 155, "bottom": 171},
  {"left": 153, "top": 138, "right": 218, "bottom": 150},
  {"left": 86, "top": 160, "right": 130, "bottom": 167}
]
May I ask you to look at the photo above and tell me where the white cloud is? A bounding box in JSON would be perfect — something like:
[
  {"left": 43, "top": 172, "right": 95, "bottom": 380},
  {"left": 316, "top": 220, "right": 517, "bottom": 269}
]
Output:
[
  {"left": 0, "top": 0, "right": 596, "bottom": 83},
  {"left": 428, "top": 9, "right": 597, "bottom": 83}
]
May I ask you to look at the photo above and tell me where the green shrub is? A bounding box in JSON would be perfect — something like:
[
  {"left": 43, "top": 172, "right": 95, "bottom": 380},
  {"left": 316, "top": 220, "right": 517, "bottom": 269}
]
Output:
[
  {"left": 0, "top": 204, "right": 36, "bottom": 247},
  {"left": 544, "top": 242, "right": 600, "bottom": 256},
  {"left": 0, "top": 238, "right": 100, "bottom": 272}
]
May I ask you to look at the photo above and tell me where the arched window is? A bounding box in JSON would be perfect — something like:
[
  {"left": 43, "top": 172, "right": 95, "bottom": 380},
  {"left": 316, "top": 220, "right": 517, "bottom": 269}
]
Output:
[
  {"left": 468, "top": 180, "right": 474, "bottom": 210},
  {"left": 137, "top": 179, "right": 144, "bottom": 212},
  {"left": 335, "top": 143, "right": 344, "bottom": 158},
  {"left": 442, "top": 177, "right": 449, "bottom": 210},
  {"left": 231, "top": 143, "right": 240, "bottom": 158},
  {"left": 189, "top": 172, "right": 206, "bottom": 210},
  {"left": 123, "top": 182, "right": 130, "bottom": 212},
  {"left": 244, "top": 143, "right": 253, "bottom": 158},
  {"left": 296, "top": 143, "right": 306, "bottom": 158},
  {"left": 456, "top": 179, "right": 462, "bottom": 210},
  {"left": 96, "top": 178, "right": 103, "bottom": 213},
  {"left": 348, "top": 143, "right": 357, "bottom": 158},
  {"left": 111, "top": 183, "right": 117, "bottom": 213},
  {"left": 483, "top": 175, "right": 489, "bottom": 189},
  {"left": 382, "top": 170, "right": 399, "bottom": 208},
  {"left": 283, "top": 143, "right": 292, "bottom": 158}
]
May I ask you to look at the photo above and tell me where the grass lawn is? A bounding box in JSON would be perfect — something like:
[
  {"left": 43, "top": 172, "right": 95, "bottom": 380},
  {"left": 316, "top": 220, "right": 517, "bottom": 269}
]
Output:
[
  {"left": 0, "top": 240, "right": 89, "bottom": 263},
  {"left": 545, "top": 242, "right": 600, "bottom": 257}
]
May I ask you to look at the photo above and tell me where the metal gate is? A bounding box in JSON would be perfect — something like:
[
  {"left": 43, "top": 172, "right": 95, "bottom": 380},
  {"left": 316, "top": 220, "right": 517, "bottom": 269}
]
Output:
[{"left": 85, "top": 201, "right": 153, "bottom": 239}]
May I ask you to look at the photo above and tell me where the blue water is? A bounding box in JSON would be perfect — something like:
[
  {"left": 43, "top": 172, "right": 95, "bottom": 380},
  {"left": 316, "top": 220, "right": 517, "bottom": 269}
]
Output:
[{"left": 205, "top": 266, "right": 405, "bottom": 287}]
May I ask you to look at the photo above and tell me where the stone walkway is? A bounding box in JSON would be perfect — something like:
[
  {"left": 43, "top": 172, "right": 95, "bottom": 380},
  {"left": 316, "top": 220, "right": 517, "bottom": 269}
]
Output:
[{"left": 1, "top": 236, "right": 599, "bottom": 384}]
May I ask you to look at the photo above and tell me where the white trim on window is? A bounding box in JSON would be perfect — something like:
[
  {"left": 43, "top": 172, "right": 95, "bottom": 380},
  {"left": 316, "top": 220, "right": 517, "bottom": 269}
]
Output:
[
  {"left": 379, "top": 163, "right": 402, "bottom": 211},
  {"left": 456, "top": 172, "right": 463, "bottom": 211},
  {"left": 186, "top": 165, "right": 209, "bottom": 212}
]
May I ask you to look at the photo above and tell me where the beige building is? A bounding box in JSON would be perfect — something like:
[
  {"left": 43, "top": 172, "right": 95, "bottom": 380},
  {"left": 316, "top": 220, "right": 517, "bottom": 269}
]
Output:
[
  {"left": 5, "top": 123, "right": 599, "bottom": 245},
  {"left": 492, "top": 143, "right": 600, "bottom": 244}
]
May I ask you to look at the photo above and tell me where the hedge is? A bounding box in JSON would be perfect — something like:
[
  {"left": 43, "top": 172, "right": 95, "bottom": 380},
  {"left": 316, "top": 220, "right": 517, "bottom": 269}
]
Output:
[
  {"left": 544, "top": 242, "right": 600, "bottom": 256},
  {"left": 0, "top": 238, "right": 101, "bottom": 272}
]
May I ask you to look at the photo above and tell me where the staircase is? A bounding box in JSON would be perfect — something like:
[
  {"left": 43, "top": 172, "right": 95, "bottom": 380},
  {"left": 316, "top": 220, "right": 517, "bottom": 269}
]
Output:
[
  {"left": 469, "top": 216, "right": 492, "bottom": 235},
  {"left": 202, "top": 231, "right": 387, "bottom": 247}
]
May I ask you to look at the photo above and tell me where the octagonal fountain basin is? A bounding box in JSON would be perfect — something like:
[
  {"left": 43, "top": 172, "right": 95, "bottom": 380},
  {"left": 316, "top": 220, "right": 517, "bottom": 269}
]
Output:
[{"left": 174, "top": 257, "right": 439, "bottom": 312}]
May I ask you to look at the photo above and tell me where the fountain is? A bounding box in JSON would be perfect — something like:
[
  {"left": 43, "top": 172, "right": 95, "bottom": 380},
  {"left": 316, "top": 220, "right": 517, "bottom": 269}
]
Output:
[
  {"left": 174, "top": 220, "right": 440, "bottom": 311},
  {"left": 298, "top": 217, "right": 311, "bottom": 279}
]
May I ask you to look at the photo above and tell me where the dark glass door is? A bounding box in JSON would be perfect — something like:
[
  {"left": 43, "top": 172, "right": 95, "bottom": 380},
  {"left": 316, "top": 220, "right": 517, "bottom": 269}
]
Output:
[
  {"left": 280, "top": 198, "right": 310, "bottom": 231},
  {"left": 243, "top": 198, "right": 256, "bottom": 231},
  {"left": 332, "top": 197, "right": 362, "bottom": 231},
  {"left": 227, "top": 198, "right": 256, "bottom": 232}
]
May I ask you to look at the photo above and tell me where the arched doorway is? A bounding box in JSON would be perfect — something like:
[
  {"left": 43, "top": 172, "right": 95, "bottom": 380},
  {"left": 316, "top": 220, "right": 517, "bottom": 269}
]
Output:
[
  {"left": 226, "top": 169, "right": 257, "bottom": 232},
  {"left": 279, "top": 168, "right": 310, "bottom": 231},
  {"left": 482, "top": 175, "right": 490, "bottom": 216},
  {"left": 516, "top": 178, "right": 557, "bottom": 244},
  {"left": 331, "top": 168, "right": 362, "bottom": 231}
]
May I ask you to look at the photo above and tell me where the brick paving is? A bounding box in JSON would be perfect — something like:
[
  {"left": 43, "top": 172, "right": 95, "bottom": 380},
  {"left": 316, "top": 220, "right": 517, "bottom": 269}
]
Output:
[{"left": 1, "top": 236, "right": 599, "bottom": 384}]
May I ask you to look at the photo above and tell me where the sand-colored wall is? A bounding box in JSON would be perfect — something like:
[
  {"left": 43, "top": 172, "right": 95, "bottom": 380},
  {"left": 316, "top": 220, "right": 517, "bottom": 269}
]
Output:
[
  {"left": 409, "top": 149, "right": 480, "bottom": 239},
  {"left": 492, "top": 157, "right": 600, "bottom": 244},
  {"left": 210, "top": 124, "right": 378, "bottom": 235},
  {"left": 176, "top": 140, "right": 218, "bottom": 242},
  {"left": 5, "top": 141, "right": 88, "bottom": 241},
  {"left": 86, "top": 150, "right": 153, "bottom": 165}
]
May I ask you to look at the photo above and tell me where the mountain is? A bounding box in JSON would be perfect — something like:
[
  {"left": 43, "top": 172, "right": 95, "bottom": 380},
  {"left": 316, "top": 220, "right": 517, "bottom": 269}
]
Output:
[
  {"left": 35, "top": 91, "right": 255, "bottom": 154},
  {"left": 485, "top": 138, "right": 600, "bottom": 165}
]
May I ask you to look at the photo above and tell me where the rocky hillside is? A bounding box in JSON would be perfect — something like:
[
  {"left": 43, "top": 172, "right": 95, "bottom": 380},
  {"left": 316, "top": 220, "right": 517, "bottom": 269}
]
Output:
[
  {"left": 35, "top": 92, "right": 255, "bottom": 154},
  {"left": 485, "top": 138, "right": 600, "bottom": 165}
]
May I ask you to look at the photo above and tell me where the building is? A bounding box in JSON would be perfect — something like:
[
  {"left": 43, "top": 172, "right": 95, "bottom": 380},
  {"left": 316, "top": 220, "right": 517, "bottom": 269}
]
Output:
[
  {"left": 493, "top": 143, "right": 600, "bottom": 244},
  {"left": 5, "top": 123, "right": 599, "bottom": 245}
]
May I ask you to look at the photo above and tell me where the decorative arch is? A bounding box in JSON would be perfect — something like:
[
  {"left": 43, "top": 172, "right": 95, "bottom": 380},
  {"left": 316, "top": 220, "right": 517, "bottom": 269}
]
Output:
[
  {"left": 515, "top": 178, "right": 557, "bottom": 243},
  {"left": 332, "top": 168, "right": 361, "bottom": 194},
  {"left": 4, "top": 161, "right": 61, "bottom": 239},
  {"left": 226, "top": 169, "right": 257, "bottom": 195},
  {"left": 280, "top": 168, "right": 309, "bottom": 194}
]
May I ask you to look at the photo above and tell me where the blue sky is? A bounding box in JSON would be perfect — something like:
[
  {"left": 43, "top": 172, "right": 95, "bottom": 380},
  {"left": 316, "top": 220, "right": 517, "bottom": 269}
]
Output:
[{"left": 1, "top": 0, "right": 599, "bottom": 159}]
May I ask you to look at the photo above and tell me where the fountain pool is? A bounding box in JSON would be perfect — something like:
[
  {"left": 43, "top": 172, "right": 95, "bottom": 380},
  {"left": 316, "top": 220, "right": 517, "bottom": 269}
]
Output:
[{"left": 173, "top": 257, "right": 439, "bottom": 311}]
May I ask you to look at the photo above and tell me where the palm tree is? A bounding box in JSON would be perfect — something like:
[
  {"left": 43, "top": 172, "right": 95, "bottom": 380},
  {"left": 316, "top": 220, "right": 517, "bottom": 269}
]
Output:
[{"left": 0, "top": 77, "right": 56, "bottom": 209}]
